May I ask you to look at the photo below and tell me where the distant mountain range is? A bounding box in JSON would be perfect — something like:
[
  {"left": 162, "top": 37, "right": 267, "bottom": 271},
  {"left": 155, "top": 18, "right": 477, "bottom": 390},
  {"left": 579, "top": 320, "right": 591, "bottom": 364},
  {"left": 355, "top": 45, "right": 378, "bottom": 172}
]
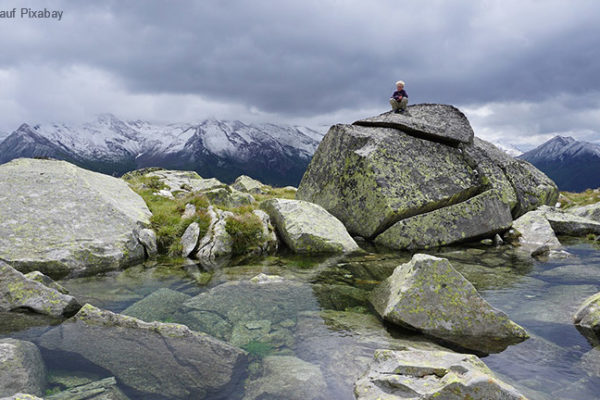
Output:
[
  {"left": 519, "top": 135, "right": 600, "bottom": 192},
  {"left": 0, "top": 114, "right": 325, "bottom": 186}
]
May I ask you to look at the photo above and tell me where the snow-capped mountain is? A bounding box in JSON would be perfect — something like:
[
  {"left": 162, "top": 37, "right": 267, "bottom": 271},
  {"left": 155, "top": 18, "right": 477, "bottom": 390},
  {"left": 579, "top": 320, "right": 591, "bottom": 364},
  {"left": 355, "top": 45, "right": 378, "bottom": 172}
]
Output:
[
  {"left": 490, "top": 141, "right": 523, "bottom": 157},
  {"left": 0, "top": 114, "right": 325, "bottom": 186},
  {"left": 0, "top": 131, "right": 8, "bottom": 142},
  {"left": 519, "top": 135, "right": 600, "bottom": 192}
]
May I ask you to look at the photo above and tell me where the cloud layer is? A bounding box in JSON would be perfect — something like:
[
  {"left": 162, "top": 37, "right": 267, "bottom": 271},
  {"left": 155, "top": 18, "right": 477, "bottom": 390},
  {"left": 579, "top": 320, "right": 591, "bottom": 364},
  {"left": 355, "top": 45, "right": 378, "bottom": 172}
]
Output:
[{"left": 0, "top": 0, "right": 598, "bottom": 147}]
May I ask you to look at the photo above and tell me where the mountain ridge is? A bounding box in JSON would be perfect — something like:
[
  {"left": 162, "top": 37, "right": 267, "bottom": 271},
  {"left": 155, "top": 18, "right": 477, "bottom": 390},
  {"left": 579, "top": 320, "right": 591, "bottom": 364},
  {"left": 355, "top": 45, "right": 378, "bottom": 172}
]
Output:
[{"left": 0, "top": 114, "right": 325, "bottom": 186}]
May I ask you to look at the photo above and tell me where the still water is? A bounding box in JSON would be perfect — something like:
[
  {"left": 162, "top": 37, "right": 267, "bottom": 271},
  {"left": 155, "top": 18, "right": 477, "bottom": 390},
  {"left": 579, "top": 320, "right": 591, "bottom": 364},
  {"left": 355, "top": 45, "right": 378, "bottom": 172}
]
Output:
[{"left": 2, "top": 238, "right": 600, "bottom": 399}]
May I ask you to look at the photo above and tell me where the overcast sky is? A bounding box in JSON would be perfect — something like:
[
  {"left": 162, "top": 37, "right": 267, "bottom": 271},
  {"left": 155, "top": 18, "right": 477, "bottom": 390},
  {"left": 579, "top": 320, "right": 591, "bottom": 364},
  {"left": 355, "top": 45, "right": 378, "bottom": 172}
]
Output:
[{"left": 0, "top": 0, "right": 599, "bottom": 149}]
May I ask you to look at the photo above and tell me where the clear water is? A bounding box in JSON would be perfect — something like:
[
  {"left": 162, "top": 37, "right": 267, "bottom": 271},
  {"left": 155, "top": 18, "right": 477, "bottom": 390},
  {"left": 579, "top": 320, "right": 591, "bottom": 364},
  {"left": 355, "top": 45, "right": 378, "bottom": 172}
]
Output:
[{"left": 2, "top": 240, "right": 600, "bottom": 399}]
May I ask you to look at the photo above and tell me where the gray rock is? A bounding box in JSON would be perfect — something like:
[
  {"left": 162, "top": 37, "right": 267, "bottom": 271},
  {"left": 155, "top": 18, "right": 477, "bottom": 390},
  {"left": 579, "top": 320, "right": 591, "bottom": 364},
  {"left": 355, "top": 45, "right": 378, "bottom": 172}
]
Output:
[
  {"left": 353, "top": 104, "right": 475, "bottom": 144},
  {"left": 0, "top": 395, "right": 43, "bottom": 400},
  {"left": 252, "top": 210, "right": 279, "bottom": 254},
  {"left": 375, "top": 189, "right": 513, "bottom": 250},
  {"left": 182, "top": 203, "right": 196, "bottom": 219},
  {"left": 511, "top": 210, "right": 562, "bottom": 255},
  {"left": 0, "top": 159, "right": 152, "bottom": 278},
  {"left": 567, "top": 202, "right": 600, "bottom": 223},
  {"left": 181, "top": 222, "right": 200, "bottom": 257},
  {"left": 538, "top": 206, "right": 600, "bottom": 236},
  {"left": 0, "top": 262, "right": 80, "bottom": 317},
  {"left": 574, "top": 292, "right": 600, "bottom": 346},
  {"left": 580, "top": 346, "right": 600, "bottom": 378},
  {"left": 146, "top": 169, "right": 225, "bottom": 193},
  {"left": 122, "top": 288, "right": 191, "bottom": 323},
  {"left": 136, "top": 228, "right": 157, "bottom": 256},
  {"left": 0, "top": 339, "right": 45, "bottom": 398},
  {"left": 261, "top": 199, "right": 359, "bottom": 253},
  {"left": 38, "top": 304, "right": 247, "bottom": 399},
  {"left": 232, "top": 175, "right": 268, "bottom": 194},
  {"left": 243, "top": 356, "right": 327, "bottom": 400},
  {"left": 203, "top": 187, "right": 255, "bottom": 208},
  {"left": 297, "top": 123, "right": 482, "bottom": 239},
  {"left": 370, "top": 254, "right": 528, "bottom": 353},
  {"left": 354, "top": 348, "right": 528, "bottom": 400},
  {"left": 23, "top": 271, "right": 69, "bottom": 294},
  {"left": 45, "top": 377, "right": 129, "bottom": 400},
  {"left": 193, "top": 206, "right": 234, "bottom": 269}
]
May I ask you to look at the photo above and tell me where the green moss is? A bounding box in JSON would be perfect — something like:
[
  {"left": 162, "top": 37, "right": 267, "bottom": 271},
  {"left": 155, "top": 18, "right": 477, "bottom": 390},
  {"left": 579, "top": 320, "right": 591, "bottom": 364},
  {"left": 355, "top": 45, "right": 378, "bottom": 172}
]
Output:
[
  {"left": 242, "top": 340, "right": 273, "bottom": 358},
  {"left": 225, "top": 212, "right": 265, "bottom": 255}
]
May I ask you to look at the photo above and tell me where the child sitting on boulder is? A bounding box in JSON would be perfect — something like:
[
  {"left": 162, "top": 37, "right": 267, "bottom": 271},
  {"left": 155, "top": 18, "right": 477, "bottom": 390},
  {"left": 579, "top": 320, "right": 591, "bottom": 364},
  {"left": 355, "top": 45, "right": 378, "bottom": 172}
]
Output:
[{"left": 390, "top": 81, "right": 408, "bottom": 113}]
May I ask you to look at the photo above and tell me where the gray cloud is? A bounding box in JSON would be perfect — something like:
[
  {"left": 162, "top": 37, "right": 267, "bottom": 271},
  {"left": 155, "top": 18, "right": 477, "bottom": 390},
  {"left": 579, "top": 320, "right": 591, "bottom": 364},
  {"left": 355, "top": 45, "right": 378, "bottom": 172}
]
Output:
[{"left": 0, "top": 0, "right": 598, "bottom": 145}]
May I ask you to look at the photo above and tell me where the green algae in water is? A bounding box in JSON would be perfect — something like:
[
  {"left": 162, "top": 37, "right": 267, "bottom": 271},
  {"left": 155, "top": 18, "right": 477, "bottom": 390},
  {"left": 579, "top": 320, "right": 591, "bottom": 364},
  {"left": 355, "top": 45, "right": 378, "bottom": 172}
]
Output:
[{"left": 242, "top": 340, "right": 274, "bottom": 358}]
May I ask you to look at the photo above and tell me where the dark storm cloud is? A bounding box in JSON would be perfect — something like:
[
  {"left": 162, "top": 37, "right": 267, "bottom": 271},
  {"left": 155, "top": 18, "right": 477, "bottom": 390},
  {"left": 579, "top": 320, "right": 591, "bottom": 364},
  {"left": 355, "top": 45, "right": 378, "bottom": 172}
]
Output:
[{"left": 0, "top": 0, "right": 599, "bottom": 142}]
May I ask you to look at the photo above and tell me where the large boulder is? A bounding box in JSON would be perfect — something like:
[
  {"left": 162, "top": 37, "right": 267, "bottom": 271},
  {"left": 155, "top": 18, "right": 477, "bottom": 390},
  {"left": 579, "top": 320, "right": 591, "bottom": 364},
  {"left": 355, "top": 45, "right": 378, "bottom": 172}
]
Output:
[
  {"left": 370, "top": 254, "right": 528, "bottom": 353},
  {"left": 574, "top": 292, "right": 600, "bottom": 346},
  {"left": 510, "top": 210, "right": 562, "bottom": 255},
  {"left": 297, "top": 105, "right": 558, "bottom": 250},
  {"left": 0, "top": 339, "right": 45, "bottom": 398},
  {"left": 538, "top": 205, "right": 600, "bottom": 236},
  {"left": 261, "top": 199, "right": 359, "bottom": 253},
  {"left": 0, "top": 159, "right": 154, "bottom": 278},
  {"left": 232, "top": 175, "right": 268, "bottom": 194},
  {"left": 143, "top": 169, "right": 226, "bottom": 193},
  {"left": 38, "top": 304, "right": 247, "bottom": 399},
  {"left": 354, "top": 348, "right": 528, "bottom": 400},
  {"left": 193, "top": 206, "right": 234, "bottom": 268},
  {"left": 0, "top": 262, "right": 80, "bottom": 318}
]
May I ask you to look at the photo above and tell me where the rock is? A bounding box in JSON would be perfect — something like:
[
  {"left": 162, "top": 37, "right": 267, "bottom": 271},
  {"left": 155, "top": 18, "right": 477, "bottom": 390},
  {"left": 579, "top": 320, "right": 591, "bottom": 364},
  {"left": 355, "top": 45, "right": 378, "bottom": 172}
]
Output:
[
  {"left": 574, "top": 292, "right": 600, "bottom": 346},
  {"left": 370, "top": 254, "right": 528, "bottom": 353},
  {"left": 354, "top": 348, "right": 528, "bottom": 400},
  {"left": 182, "top": 203, "right": 196, "bottom": 219},
  {"left": 252, "top": 210, "right": 279, "bottom": 254},
  {"left": 193, "top": 206, "right": 234, "bottom": 269},
  {"left": 261, "top": 199, "right": 359, "bottom": 253},
  {"left": 0, "top": 159, "right": 152, "bottom": 278},
  {"left": 243, "top": 356, "right": 327, "bottom": 400},
  {"left": 145, "top": 169, "right": 225, "bottom": 193},
  {"left": 45, "top": 377, "right": 129, "bottom": 400},
  {"left": 493, "top": 233, "right": 504, "bottom": 245},
  {"left": 156, "top": 189, "right": 175, "bottom": 199},
  {"left": 580, "top": 346, "right": 600, "bottom": 378},
  {"left": 38, "top": 304, "right": 247, "bottom": 399},
  {"left": 511, "top": 210, "right": 562, "bottom": 255},
  {"left": 470, "top": 137, "right": 559, "bottom": 218},
  {"left": 297, "top": 123, "right": 482, "bottom": 239},
  {"left": 47, "top": 377, "right": 128, "bottom": 400},
  {"left": 232, "top": 175, "right": 268, "bottom": 194},
  {"left": 203, "top": 187, "right": 255, "bottom": 208},
  {"left": 0, "top": 395, "right": 43, "bottom": 400},
  {"left": 136, "top": 228, "right": 157, "bottom": 256},
  {"left": 538, "top": 206, "right": 600, "bottom": 236},
  {"left": 122, "top": 288, "right": 191, "bottom": 323},
  {"left": 181, "top": 222, "right": 201, "bottom": 257},
  {"left": 353, "top": 104, "right": 474, "bottom": 144},
  {"left": 0, "top": 262, "right": 80, "bottom": 318},
  {"left": 0, "top": 339, "right": 45, "bottom": 398},
  {"left": 180, "top": 278, "right": 317, "bottom": 345},
  {"left": 375, "top": 189, "right": 513, "bottom": 250},
  {"left": 567, "top": 202, "right": 600, "bottom": 223},
  {"left": 23, "top": 271, "right": 68, "bottom": 294}
]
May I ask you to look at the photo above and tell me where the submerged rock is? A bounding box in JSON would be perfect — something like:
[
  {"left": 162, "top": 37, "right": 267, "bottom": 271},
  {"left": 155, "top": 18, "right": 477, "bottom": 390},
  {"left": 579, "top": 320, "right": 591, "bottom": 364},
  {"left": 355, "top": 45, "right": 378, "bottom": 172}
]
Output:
[
  {"left": 0, "top": 262, "right": 80, "bottom": 318},
  {"left": 261, "top": 199, "right": 359, "bottom": 253},
  {"left": 370, "top": 254, "right": 528, "bottom": 353},
  {"left": 354, "top": 348, "right": 528, "bottom": 400},
  {"left": 38, "top": 304, "right": 247, "bottom": 399},
  {"left": 122, "top": 288, "right": 191, "bottom": 323},
  {"left": 23, "top": 271, "right": 69, "bottom": 295},
  {"left": 0, "top": 339, "right": 45, "bottom": 398},
  {"left": 0, "top": 159, "right": 153, "bottom": 278},
  {"left": 244, "top": 356, "right": 327, "bottom": 400},
  {"left": 297, "top": 105, "right": 557, "bottom": 250},
  {"left": 574, "top": 292, "right": 600, "bottom": 346},
  {"left": 45, "top": 377, "right": 129, "bottom": 400}
]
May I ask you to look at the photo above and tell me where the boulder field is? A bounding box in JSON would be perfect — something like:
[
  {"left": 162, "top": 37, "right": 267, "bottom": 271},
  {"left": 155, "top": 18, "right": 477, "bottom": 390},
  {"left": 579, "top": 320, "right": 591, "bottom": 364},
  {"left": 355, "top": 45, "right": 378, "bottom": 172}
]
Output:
[{"left": 297, "top": 104, "right": 558, "bottom": 250}]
